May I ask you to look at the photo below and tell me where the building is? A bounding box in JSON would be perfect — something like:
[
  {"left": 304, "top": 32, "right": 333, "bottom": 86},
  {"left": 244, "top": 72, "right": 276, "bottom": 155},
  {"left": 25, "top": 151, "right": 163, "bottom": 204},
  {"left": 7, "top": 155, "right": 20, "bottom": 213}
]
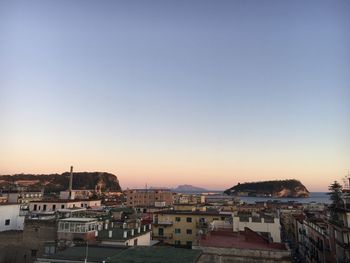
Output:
[
  {"left": 29, "top": 199, "right": 101, "bottom": 213},
  {"left": 124, "top": 188, "right": 174, "bottom": 207},
  {"left": 152, "top": 209, "right": 231, "bottom": 247},
  {"left": 57, "top": 217, "right": 100, "bottom": 245},
  {"left": 5, "top": 190, "right": 44, "bottom": 204},
  {"left": 232, "top": 212, "right": 281, "bottom": 242},
  {"left": 97, "top": 224, "right": 152, "bottom": 246},
  {"left": 194, "top": 228, "right": 291, "bottom": 263},
  {"left": 0, "top": 203, "right": 25, "bottom": 231}
]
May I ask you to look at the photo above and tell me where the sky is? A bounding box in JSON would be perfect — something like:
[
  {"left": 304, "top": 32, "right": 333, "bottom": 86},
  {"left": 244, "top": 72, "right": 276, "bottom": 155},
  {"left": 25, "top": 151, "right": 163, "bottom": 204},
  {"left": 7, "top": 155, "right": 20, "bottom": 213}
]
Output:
[{"left": 0, "top": 0, "right": 349, "bottom": 191}]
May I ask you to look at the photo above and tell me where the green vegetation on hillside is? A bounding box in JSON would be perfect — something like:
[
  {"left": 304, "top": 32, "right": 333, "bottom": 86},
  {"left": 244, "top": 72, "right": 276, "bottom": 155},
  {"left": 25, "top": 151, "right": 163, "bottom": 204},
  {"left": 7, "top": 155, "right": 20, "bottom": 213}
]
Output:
[
  {"left": 0, "top": 172, "right": 121, "bottom": 193},
  {"left": 224, "top": 179, "right": 309, "bottom": 197}
]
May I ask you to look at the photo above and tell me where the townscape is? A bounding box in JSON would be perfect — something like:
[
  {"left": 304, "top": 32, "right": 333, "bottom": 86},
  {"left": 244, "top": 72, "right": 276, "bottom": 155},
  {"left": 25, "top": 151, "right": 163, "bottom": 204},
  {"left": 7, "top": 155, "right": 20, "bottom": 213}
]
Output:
[
  {"left": 0, "top": 167, "right": 349, "bottom": 263},
  {"left": 2, "top": 1, "right": 349, "bottom": 263}
]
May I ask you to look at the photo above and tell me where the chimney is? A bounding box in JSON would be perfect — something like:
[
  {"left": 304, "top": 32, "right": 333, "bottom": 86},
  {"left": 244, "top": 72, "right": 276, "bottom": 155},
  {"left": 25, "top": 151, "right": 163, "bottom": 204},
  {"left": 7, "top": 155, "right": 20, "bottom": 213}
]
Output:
[{"left": 69, "top": 166, "right": 73, "bottom": 200}]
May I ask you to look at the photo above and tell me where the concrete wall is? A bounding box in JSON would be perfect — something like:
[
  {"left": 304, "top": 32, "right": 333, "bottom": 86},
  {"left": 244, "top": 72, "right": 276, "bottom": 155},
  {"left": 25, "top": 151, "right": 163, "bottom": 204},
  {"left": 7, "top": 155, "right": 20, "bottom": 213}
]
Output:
[
  {"left": 0, "top": 204, "right": 24, "bottom": 231},
  {"left": 194, "top": 246, "right": 291, "bottom": 263},
  {"left": 233, "top": 216, "right": 281, "bottom": 242},
  {"left": 0, "top": 219, "right": 57, "bottom": 263},
  {"left": 101, "top": 231, "right": 151, "bottom": 246}
]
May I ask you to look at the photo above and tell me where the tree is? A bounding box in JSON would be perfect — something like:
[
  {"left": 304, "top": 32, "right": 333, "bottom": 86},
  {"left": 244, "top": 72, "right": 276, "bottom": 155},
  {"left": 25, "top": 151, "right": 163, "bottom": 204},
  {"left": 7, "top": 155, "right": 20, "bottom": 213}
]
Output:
[
  {"left": 328, "top": 181, "right": 343, "bottom": 208},
  {"left": 328, "top": 181, "right": 343, "bottom": 225}
]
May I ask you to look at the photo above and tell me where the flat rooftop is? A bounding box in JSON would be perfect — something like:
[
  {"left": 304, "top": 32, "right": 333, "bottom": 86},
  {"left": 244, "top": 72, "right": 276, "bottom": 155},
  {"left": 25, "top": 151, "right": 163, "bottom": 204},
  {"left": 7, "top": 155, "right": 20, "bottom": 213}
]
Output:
[
  {"left": 38, "top": 245, "right": 125, "bottom": 262},
  {"left": 199, "top": 230, "right": 287, "bottom": 251},
  {"left": 109, "top": 246, "right": 201, "bottom": 263}
]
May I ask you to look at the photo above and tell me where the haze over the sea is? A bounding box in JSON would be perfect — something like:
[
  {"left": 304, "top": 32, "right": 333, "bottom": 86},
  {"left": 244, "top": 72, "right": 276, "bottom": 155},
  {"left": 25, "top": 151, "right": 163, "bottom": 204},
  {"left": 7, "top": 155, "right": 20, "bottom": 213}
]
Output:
[{"left": 1, "top": 0, "right": 349, "bottom": 191}]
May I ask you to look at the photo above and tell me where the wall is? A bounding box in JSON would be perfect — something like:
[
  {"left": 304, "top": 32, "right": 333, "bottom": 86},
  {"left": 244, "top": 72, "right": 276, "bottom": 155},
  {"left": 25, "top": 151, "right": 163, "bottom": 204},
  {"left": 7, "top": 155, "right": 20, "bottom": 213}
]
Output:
[
  {"left": 233, "top": 216, "right": 281, "bottom": 242},
  {"left": 194, "top": 246, "right": 291, "bottom": 263},
  {"left": 153, "top": 213, "right": 228, "bottom": 246},
  {"left": 0, "top": 204, "right": 24, "bottom": 231}
]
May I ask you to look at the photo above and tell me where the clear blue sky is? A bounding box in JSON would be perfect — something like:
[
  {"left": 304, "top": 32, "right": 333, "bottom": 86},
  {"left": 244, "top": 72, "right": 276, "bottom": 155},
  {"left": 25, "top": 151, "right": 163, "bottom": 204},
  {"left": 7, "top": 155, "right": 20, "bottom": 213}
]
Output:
[{"left": 1, "top": 0, "right": 349, "bottom": 191}]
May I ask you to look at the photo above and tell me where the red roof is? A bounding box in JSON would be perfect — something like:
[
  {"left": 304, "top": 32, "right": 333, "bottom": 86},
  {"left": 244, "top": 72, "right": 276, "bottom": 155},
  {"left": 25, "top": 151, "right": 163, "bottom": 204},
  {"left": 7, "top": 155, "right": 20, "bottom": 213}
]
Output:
[{"left": 199, "top": 229, "right": 287, "bottom": 251}]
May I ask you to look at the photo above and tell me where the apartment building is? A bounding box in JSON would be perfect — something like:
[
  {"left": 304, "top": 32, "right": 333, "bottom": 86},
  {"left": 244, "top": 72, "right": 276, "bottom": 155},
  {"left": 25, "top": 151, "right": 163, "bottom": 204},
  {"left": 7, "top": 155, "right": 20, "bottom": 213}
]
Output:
[
  {"left": 232, "top": 212, "right": 281, "bottom": 242},
  {"left": 124, "top": 188, "right": 173, "bottom": 207},
  {"left": 4, "top": 190, "right": 44, "bottom": 204},
  {"left": 152, "top": 210, "right": 231, "bottom": 247},
  {"left": 0, "top": 203, "right": 25, "bottom": 231},
  {"left": 29, "top": 199, "right": 101, "bottom": 212}
]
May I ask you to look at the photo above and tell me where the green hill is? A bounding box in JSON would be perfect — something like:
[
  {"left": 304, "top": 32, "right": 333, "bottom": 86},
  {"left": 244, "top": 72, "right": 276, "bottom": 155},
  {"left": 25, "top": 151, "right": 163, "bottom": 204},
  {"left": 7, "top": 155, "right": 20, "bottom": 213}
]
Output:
[{"left": 224, "top": 179, "right": 309, "bottom": 198}]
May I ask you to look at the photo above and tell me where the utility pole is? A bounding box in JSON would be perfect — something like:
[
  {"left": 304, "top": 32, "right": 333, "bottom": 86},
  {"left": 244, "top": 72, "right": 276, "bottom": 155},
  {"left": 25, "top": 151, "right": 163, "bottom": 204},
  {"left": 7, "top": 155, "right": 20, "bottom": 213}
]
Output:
[{"left": 84, "top": 241, "right": 88, "bottom": 263}]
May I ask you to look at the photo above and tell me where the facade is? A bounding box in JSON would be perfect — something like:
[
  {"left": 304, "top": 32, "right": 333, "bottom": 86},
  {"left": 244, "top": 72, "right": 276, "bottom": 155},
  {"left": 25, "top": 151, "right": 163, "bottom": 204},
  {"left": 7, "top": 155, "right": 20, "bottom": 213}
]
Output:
[
  {"left": 195, "top": 228, "right": 291, "bottom": 263},
  {"left": 57, "top": 217, "right": 100, "bottom": 244},
  {"left": 29, "top": 199, "right": 101, "bottom": 212},
  {"left": 98, "top": 224, "right": 152, "bottom": 246},
  {"left": 232, "top": 213, "right": 281, "bottom": 242},
  {"left": 0, "top": 203, "right": 25, "bottom": 231},
  {"left": 5, "top": 190, "right": 44, "bottom": 204},
  {"left": 124, "top": 188, "right": 173, "bottom": 207},
  {"left": 152, "top": 210, "right": 231, "bottom": 247}
]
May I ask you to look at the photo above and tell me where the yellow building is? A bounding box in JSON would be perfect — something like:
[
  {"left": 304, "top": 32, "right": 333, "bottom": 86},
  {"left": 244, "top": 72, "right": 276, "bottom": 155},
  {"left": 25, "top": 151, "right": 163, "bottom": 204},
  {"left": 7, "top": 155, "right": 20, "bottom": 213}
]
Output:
[{"left": 152, "top": 210, "right": 231, "bottom": 247}]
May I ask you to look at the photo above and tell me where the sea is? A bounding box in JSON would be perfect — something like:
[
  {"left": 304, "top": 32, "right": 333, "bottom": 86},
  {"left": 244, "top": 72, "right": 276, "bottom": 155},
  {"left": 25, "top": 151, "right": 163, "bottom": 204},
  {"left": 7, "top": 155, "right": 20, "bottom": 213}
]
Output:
[{"left": 238, "top": 192, "right": 330, "bottom": 204}]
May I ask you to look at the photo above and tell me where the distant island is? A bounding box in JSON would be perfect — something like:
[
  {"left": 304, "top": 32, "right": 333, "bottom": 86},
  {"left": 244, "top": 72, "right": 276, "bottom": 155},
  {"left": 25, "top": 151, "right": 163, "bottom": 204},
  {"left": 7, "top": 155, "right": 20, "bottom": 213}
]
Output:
[
  {"left": 172, "top": 184, "right": 209, "bottom": 193},
  {"left": 0, "top": 172, "right": 121, "bottom": 193},
  {"left": 224, "top": 179, "right": 309, "bottom": 198}
]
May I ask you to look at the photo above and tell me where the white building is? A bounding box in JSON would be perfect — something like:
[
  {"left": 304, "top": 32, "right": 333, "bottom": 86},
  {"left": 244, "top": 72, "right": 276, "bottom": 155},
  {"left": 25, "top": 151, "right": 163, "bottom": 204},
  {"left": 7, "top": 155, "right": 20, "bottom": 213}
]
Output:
[
  {"left": 232, "top": 214, "right": 281, "bottom": 242},
  {"left": 29, "top": 199, "right": 101, "bottom": 212},
  {"left": 0, "top": 203, "right": 25, "bottom": 231}
]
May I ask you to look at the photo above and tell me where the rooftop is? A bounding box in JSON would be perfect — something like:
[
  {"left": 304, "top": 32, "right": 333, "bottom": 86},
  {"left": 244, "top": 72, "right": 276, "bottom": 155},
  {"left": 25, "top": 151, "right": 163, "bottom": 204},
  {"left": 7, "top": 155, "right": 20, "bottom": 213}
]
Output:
[
  {"left": 199, "top": 229, "right": 287, "bottom": 251},
  {"left": 98, "top": 227, "right": 151, "bottom": 241},
  {"left": 108, "top": 246, "right": 201, "bottom": 263},
  {"left": 38, "top": 245, "right": 125, "bottom": 262}
]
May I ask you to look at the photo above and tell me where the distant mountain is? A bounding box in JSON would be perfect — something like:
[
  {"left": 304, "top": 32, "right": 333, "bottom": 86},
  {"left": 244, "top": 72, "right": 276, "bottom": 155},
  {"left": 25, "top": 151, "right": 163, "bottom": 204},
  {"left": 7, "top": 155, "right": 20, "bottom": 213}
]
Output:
[
  {"left": 173, "top": 184, "right": 209, "bottom": 193},
  {"left": 0, "top": 172, "right": 122, "bottom": 193},
  {"left": 224, "top": 179, "right": 309, "bottom": 198}
]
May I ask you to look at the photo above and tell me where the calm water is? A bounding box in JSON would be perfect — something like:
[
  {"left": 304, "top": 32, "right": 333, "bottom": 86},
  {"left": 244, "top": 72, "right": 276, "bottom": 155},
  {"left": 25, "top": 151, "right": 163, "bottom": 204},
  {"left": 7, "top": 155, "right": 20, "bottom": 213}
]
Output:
[{"left": 239, "top": 192, "right": 330, "bottom": 204}]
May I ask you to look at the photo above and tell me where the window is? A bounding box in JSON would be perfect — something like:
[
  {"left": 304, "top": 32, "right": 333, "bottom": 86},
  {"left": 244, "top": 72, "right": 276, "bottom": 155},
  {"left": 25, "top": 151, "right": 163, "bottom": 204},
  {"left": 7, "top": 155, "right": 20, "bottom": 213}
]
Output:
[
  {"left": 186, "top": 229, "right": 192, "bottom": 235},
  {"left": 5, "top": 219, "right": 10, "bottom": 226},
  {"left": 31, "top": 249, "right": 37, "bottom": 257},
  {"left": 158, "top": 228, "right": 164, "bottom": 236},
  {"left": 175, "top": 228, "right": 181, "bottom": 234},
  {"left": 175, "top": 217, "right": 181, "bottom": 222},
  {"left": 61, "top": 204, "right": 65, "bottom": 209},
  {"left": 33, "top": 204, "right": 37, "bottom": 211},
  {"left": 186, "top": 241, "right": 192, "bottom": 247},
  {"left": 43, "top": 205, "right": 47, "bottom": 211},
  {"left": 174, "top": 240, "right": 181, "bottom": 245},
  {"left": 52, "top": 205, "right": 56, "bottom": 211},
  {"left": 133, "top": 239, "right": 138, "bottom": 246},
  {"left": 186, "top": 217, "right": 192, "bottom": 223}
]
